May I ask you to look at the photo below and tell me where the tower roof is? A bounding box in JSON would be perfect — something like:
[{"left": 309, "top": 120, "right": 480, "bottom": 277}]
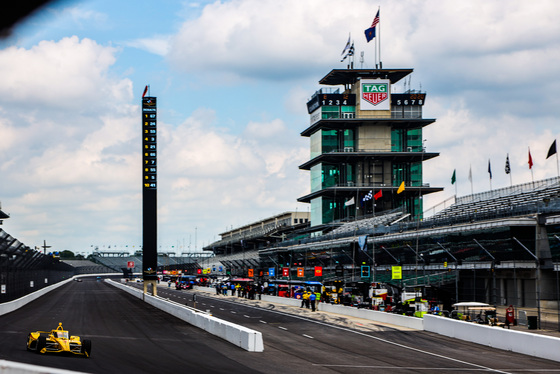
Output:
[{"left": 319, "top": 68, "right": 413, "bottom": 86}]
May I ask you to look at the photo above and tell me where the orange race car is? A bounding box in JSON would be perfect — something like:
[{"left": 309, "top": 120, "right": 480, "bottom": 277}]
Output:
[{"left": 26, "top": 323, "right": 91, "bottom": 357}]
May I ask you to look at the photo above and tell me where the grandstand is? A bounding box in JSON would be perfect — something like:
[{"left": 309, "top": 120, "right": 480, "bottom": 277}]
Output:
[
  {"left": 61, "top": 260, "right": 114, "bottom": 275},
  {"left": 0, "top": 203, "right": 8, "bottom": 224},
  {"left": 207, "top": 212, "right": 310, "bottom": 255},
  {"left": 90, "top": 250, "right": 213, "bottom": 274},
  {"left": 204, "top": 176, "right": 560, "bottom": 323},
  {"left": 425, "top": 177, "right": 560, "bottom": 225},
  {"left": 0, "top": 228, "right": 75, "bottom": 303}
]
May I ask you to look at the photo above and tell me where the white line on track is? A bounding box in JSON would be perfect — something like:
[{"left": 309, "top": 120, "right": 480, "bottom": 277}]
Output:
[
  {"left": 302, "top": 334, "right": 314, "bottom": 339},
  {"left": 259, "top": 320, "right": 267, "bottom": 324},
  {"left": 313, "top": 365, "right": 539, "bottom": 371},
  {"left": 198, "top": 295, "right": 512, "bottom": 374}
]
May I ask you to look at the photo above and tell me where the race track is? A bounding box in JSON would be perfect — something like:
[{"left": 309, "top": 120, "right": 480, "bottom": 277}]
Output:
[{"left": 1, "top": 277, "right": 559, "bottom": 374}]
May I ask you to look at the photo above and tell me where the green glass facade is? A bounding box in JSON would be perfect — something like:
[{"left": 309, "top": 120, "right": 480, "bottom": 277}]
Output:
[
  {"left": 300, "top": 69, "right": 441, "bottom": 228},
  {"left": 310, "top": 128, "right": 355, "bottom": 159}
]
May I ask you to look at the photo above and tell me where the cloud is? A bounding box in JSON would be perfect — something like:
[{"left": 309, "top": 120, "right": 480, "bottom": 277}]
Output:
[
  {"left": 166, "top": 0, "right": 373, "bottom": 81},
  {"left": 3, "top": 0, "right": 560, "bottom": 252},
  {"left": 0, "top": 32, "right": 308, "bottom": 250},
  {"left": 125, "top": 35, "right": 171, "bottom": 56},
  {"left": 0, "top": 36, "right": 126, "bottom": 109},
  {"left": 156, "top": 110, "right": 308, "bottom": 237}
]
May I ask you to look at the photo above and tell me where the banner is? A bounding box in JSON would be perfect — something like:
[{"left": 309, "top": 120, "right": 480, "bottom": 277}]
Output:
[
  {"left": 392, "top": 266, "right": 402, "bottom": 280},
  {"left": 297, "top": 267, "right": 304, "bottom": 277},
  {"left": 314, "top": 266, "right": 323, "bottom": 277},
  {"left": 282, "top": 267, "right": 290, "bottom": 277}
]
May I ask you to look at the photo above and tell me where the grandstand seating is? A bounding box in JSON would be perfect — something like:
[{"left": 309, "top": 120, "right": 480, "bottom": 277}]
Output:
[
  {"left": 61, "top": 260, "right": 114, "bottom": 274},
  {"left": 90, "top": 252, "right": 210, "bottom": 273},
  {"left": 426, "top": 177, "right": 560, "bottom": 225},
  {"left": 330, "top": 211, "right": 404, "bottom": 235},
  {"left": 0, "top": 229, "right": 75, "bottom": 302}
]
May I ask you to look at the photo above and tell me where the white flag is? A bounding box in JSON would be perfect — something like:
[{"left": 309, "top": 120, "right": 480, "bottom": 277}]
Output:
[{"left": 345, "top": 197, "right": 355, "bottom": 206}]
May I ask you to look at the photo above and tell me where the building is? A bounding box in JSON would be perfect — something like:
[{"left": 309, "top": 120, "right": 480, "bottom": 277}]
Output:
[
  {"left": 0, "top": 202, "right": 9, "bottom": 225},
  {"left": 298, "top": 68, "right": 443, "bottom": 231},
  {"left": 203, "top": 65, "right": 560, "bottom": 326},
  {"left": 206, "top": 211, "right": 310, "bottom": 254}
]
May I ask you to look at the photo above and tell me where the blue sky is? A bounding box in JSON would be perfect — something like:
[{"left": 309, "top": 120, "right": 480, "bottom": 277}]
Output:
[{"left": 1, "top": 0, "right": 560, "bottom": 255}]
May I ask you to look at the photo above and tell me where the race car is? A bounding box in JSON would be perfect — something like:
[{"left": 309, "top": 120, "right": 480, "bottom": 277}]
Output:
[{"left": 26, "top": 323, "right": 91, "bottom": 357}]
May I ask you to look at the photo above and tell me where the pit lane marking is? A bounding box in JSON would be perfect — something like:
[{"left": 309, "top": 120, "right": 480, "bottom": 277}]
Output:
[{"left": 195, "top": 294, "right": 511, "bottom": 374}]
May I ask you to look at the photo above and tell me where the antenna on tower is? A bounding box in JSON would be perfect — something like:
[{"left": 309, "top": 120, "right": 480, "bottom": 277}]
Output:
[{"left": 360, "top": 51, "right": 364, "bottom": 69}]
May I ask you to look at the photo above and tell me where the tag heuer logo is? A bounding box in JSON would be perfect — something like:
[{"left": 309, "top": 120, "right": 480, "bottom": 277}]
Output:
[{"left": 362, "top": 83, "right": 388, "bottom": 105}]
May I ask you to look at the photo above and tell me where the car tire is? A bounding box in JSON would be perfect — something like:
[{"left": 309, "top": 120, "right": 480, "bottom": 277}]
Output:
[
  {"left": 26, "top": 334, "right": 32, "bottom": 351},
  {"left": 36, "top": 336, "right": 46, "bottom": 354},
  {"left": 81, "top": 339, "right": 92, "bottom": 357}
]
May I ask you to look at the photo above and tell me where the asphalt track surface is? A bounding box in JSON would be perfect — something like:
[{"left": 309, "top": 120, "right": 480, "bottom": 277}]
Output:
[{"left": 0, "top": 277, "right": 559, "bottom": 373}]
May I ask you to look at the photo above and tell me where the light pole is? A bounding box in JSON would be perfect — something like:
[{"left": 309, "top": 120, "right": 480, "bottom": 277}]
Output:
[
  {"left": 437, "top": 242, "right": 459, "bottom": 303},
  {"left": 513, "top": 236, "right": 541, "bottom": 329},
  {"left": 473, "top": 238, "right": 497, "bottom": 305}
]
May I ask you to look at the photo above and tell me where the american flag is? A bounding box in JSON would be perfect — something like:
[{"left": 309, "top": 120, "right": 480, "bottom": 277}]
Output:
[
  {"left": 370, "top": 9, "right": 380, "bottom": 29},
  {"left": 364, "top": 9, "right": 380, "bottom": 42}
]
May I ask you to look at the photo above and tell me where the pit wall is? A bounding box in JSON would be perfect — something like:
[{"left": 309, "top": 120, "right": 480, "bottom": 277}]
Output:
[
  {"left": 108, "top": 280, "right": 263, "bottom": 352},
  {"left": 423, "top": 314, "right": 560, "bottom": 363}
]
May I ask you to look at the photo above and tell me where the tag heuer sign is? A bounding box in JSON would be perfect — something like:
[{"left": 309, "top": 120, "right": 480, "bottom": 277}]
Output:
[{"left": 360, "top": 79, "right": 391, "bottom": 110}]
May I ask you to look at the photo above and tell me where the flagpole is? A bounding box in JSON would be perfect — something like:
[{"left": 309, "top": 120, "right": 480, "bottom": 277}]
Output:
[
  {"left": 529, "top": 147, "right": 534, "bottom": 186},
  {"left": 556, "top": 152, "right": 560, "bottom": 179},
  {"left": 378, "top": 6, "right": 381, "bottom": 68},
  {"left": 374, "top": 27, "right": 378, "bottom": 68},
  {"left": 468, "top": 165, "right": 473, "bottom": 195},
  {"left": 488, "top": 159, "right": 493, "bottom": 191},
  {"left": 506, "top": 154, "right": 512, "bottom": 187}
]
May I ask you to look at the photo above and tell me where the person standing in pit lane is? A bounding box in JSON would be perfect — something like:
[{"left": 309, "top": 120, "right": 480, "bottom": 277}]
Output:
[
  {"left": 309, "top": 291, "right": 316, "bottom": 311},
  {"left": 315, "top": 291, "right": 321, "bottom": 310},
  {"left": 303, "top": 290, "right": 310, "bottom": 309}
]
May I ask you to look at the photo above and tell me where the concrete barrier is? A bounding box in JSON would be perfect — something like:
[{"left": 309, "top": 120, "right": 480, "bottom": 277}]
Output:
[
  {"left": 424, "top": 314, "right": 560, "bottom": 363},
  {"left": 108, "top": 280, "right": 264, "bottom": 352},
  {"left": 0, "top": 359, "right": 88, "bottom": 374},
  {"left": 0, "top": 278, "right": 74, "bottom": 317},
  {"left": 317, "top": 302, "right": 424, "bottom": 330}
]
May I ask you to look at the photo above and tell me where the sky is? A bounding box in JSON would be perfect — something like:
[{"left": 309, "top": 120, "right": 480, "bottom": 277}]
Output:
[{"left": 1, "top": 0, "right": 560, "bottom": 255}]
